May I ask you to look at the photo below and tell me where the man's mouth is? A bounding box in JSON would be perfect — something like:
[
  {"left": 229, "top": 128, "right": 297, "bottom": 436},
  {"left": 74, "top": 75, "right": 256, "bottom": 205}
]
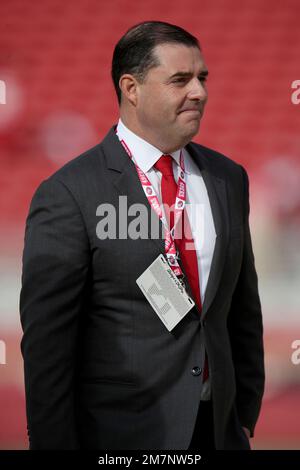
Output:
[
  {"left": 182, "top": 109, "right": 201, "bottom": 113},
  {"left": 179, "top": 108, "right": 202, "bottom": 117},
  {"left": 179, "top": 105, "right": 202, "bottom": 112}
]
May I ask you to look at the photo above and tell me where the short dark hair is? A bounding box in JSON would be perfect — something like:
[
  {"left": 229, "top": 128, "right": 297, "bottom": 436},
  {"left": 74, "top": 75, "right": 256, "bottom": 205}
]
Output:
[{"left": 111, "top": 21, "right": 200, "bottom": 104}]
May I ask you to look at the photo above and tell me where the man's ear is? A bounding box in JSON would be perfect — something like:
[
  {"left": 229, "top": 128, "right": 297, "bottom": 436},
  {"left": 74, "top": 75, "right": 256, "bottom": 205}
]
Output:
[{"left": 119, "top": 74, "right": 139, "bottom": 106}]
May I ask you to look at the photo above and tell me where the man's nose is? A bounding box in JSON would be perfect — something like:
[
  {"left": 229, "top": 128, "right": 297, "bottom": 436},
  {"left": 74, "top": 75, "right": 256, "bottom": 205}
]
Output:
[{"left": 188, "top": 77, "right": 207, "bottom": 101}]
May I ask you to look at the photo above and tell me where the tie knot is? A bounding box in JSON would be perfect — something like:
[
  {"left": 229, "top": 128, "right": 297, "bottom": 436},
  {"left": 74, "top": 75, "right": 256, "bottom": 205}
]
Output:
[{"left": 154, "top": 154, "right": 174, "bottom": 176}]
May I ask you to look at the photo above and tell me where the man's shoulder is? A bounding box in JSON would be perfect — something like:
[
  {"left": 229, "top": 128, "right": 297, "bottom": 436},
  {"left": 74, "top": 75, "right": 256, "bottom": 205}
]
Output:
[
  {"left": 188, "top": 141, "right": 243, "bottom": 174},
  {"left": 45, "top": 126, "right": 118, "bottom": 187},
  {"left": 49, "top": 142, "right": 103, "bottom": 185},
  {"left": 30, "top": 141, "right": 106, "bottom": 207}
]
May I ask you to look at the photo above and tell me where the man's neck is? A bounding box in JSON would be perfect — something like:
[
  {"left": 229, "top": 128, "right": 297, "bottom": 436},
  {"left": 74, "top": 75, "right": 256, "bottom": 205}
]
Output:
[{"left": 119, "top": 115, "right": 185, "bottom": 154}]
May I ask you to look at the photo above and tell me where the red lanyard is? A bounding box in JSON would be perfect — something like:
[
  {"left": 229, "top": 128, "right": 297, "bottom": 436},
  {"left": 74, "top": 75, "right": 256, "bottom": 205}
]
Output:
[{"left": 116, "top": 132, "right": 187, "bottom": 278}]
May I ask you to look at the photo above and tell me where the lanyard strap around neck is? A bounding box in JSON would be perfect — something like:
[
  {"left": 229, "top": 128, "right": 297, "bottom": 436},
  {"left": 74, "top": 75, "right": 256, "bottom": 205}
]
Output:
[{"left": 116, "top": 131, "right": 187, "bottom": 277}]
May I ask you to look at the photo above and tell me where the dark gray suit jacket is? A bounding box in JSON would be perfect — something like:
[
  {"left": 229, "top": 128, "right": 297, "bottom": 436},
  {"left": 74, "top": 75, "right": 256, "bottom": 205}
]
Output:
[{"left": 20, "top": 125, "right": 264, "bottom": 450}]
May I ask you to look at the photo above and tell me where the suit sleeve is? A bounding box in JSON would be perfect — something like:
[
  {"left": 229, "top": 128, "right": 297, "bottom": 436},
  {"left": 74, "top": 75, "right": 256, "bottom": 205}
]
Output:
[
  {"left": 227, "top": 166, "right": 265, "bottom": 437},
  {"left": 20, "top": 177, "right": 90, "bottom": 449}
]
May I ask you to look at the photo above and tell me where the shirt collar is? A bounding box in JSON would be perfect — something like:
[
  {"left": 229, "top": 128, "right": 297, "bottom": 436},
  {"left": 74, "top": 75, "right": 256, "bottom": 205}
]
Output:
[{"left": 117, "top": 118, "right": 188, "bottom": 173}]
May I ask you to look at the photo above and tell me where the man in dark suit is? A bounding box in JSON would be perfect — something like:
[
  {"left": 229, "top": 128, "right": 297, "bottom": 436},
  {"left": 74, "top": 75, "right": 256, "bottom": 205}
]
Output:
[{"left": 20, "top": 21, "right": 264, "bottom": 450}]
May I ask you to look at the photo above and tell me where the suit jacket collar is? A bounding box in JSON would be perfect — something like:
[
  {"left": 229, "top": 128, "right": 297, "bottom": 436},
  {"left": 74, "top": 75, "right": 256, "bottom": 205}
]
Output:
[{"left": 100, "top": 125, "right": 166, "bottom": 255}]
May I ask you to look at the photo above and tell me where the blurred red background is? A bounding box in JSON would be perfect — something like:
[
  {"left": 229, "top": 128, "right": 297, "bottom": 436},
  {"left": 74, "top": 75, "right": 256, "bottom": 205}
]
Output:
[{"left": 0, "top": 0, "right": 300, "bottom": 449}]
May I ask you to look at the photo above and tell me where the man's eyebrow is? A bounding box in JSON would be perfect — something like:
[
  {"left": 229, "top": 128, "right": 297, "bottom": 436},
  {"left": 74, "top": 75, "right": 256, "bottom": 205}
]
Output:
[{"left": 169, "top": 70, "right": 209, "bottom": 79}]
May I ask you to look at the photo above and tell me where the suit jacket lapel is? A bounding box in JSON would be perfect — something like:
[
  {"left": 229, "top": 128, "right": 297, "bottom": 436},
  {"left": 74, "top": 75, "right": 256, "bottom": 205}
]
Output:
[
  {"left": 186, "top": 143, "right": 229, "bottom": 319},
  {"left": 100, "top": 126, "right": 165, "bottom": 254}
]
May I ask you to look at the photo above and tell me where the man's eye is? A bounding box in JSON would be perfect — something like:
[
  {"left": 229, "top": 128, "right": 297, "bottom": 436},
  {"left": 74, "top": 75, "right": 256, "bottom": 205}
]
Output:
[
  {"left": 198, "top": 76, "right": 207, "bottom": 82},
  {"left": 173, "top": 78, "right": 186, "bottom": 83}
]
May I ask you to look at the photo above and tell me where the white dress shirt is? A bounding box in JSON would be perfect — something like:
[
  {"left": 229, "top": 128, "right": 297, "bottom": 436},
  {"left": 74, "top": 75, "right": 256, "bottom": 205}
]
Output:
[{"left": 116, "top": 118, "right": 216, "bottom": 306}]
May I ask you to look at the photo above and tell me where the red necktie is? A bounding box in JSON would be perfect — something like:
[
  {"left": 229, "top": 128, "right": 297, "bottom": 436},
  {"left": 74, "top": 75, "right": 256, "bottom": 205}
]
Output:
[{"left": 154, "top": 154, "right": 208, "bottom": 381}]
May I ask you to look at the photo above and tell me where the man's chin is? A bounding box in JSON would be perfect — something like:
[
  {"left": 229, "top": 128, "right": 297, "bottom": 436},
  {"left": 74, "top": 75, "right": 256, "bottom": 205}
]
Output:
[{"left": 182, "top": 121, "right": 201, "bottom": 141}]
